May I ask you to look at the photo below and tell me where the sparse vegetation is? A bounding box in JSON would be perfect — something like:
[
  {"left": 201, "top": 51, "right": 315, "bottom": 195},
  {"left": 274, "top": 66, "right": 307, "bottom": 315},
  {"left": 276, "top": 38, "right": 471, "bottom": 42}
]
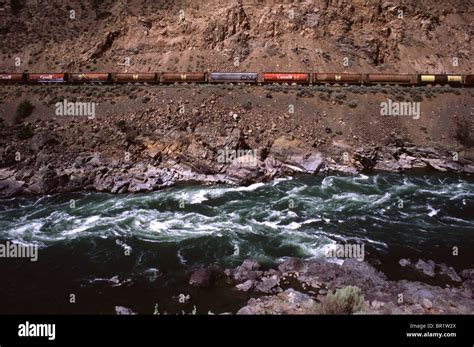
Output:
[
  {"left": 14, "top": 100, "right": 34, "bottom": 123},
  {"left": 16, "top": 124, "right": 34, "bottom": 140},
  {"left": 10, "top": 0, "right": 23, "bottom": 14},
  {"left": 115, "top": 119, "right": 127, "bottom": 131},
  {"left": 314, "top": 286, "right": 365, "bottom": 314},
  {"left": 456, "top": 118, "right": 472, "bottom": 147}
]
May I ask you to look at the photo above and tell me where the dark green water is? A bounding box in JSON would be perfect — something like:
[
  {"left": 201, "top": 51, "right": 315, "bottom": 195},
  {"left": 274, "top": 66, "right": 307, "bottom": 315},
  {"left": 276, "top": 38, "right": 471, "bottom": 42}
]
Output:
[{"left": 0, "top": 173, "right": 472, "bottom": 314}]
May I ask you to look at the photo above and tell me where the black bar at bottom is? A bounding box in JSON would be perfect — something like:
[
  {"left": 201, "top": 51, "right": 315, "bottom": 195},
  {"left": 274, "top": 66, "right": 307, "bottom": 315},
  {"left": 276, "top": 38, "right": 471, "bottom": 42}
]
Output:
[{"left": 0, "top": 314, "right": 471, "bottom": 346}]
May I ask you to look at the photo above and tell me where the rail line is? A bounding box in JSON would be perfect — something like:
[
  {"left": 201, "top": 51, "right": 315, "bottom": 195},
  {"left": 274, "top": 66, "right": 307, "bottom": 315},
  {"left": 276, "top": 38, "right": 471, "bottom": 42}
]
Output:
[{"left": 0, "top": 72, "right": 473, "bottom": 86}]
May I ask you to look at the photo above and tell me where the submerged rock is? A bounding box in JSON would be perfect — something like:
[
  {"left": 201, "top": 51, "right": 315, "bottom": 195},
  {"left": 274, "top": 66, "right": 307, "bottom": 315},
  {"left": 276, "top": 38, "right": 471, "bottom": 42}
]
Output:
[{"left": 189, "top": 268, "right": 213, "bottom": 287}]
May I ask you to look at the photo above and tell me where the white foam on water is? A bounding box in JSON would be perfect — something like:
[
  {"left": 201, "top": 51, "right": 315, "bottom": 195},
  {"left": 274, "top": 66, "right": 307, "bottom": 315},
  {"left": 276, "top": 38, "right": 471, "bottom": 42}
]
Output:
[
  {"left": 271, "top": 177, "right": 294, "bottom": 186},
  {"left": 357, "top": 174, "right": 369, "bottom": 180},
  {"left": 177, "top": 249, "right": 187, "bottom": 264},
  {"left": 183, "top": 190, "right": 209, "bottom": 204},
  {"left": 301, "top": 218, "right": 323, "bottom": 225},
  {"left": 427, "top": 205, "right": 439, "bottom": 217},
  {"left": 286, "top": 222, "right": 302, "bottom": 230},
  {"left": 321, "top": 176, "right": 334, "bottom": 188},
  {"left": 373, "top": 192, "right": 392, "bottom": 205}
]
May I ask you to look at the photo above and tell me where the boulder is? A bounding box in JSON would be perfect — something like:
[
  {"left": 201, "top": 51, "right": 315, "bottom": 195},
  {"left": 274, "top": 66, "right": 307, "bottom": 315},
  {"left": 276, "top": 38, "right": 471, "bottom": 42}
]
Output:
[
  {"left": 269, "top": 136, "right": 324, "bottom": 174},
  {"left": 189, "top": 268, "right": 213, "bottom": 287},
  {"left": 115, "top": 306, "right": 137, "bottom": 315},
  {"left": 415, "top": 259, "right": 436, "bottom": 277}
]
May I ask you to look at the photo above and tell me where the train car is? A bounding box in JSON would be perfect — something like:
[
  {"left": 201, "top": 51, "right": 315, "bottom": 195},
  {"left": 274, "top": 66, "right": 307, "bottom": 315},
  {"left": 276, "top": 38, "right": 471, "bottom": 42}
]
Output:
[
  {"left": 418, "top": 74, "right": 463, "bottom": 85},
  {"left": 160, "top": 72, "right": 206, "bottom": 83},
  {"left": 27, "top": 73, "right": 67, "bottom": 83},
  {"left": 208, "top": 72, "right": 258, "bottom": 83},
  {"left": 0, "top": 73, "right": 24, "bottom": 83},
  {"left": 110, "top": 73, "right": 157, "bottom": 83},
  {"left": 263, "top": 73, "right": 310, "bottom": 84},
  {"left": 69, "top": 73, "right": 110, "bottom": 83},
  {"left": 466, "top": 75, "right": 474, "bottom": 86},
  {"left": 313, "top": 73, "right": 363, "bottom": 84},
  {"left": 366, "top": 74, "right": 417, "bottom": 85}
]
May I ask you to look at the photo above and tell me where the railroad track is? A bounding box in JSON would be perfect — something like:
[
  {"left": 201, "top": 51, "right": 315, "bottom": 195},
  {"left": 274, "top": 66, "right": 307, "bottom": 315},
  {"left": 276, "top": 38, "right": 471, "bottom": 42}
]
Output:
[{"left": 0, "top": 72, "right": 473, "bottom": 86}]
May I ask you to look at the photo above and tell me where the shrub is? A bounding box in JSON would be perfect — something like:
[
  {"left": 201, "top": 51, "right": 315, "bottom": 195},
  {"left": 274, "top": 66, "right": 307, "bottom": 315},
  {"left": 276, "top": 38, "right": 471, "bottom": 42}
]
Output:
[
  {"left": 17, "top": 124, "right": 34, "bottom": 140},
  {"left": 334, "top": 92, "right": 346, "bottom": 100},
  {"left": 14, "top": 100, "right": 34, "bottom": 123},
  {"left": 243, "top": 100, "right": 252, "bottom": 110},
  {"left": 456, "top": 118, "right": 472, "bottom": 147},
  {"left": 10, "top": 0, "right": 23, "bottom": 14},
  {"left": 314, "top": 286, "right": 365, "bottom": 314},
  {"left": 115, "top": 119, "right": 126, "bottom": 131}
]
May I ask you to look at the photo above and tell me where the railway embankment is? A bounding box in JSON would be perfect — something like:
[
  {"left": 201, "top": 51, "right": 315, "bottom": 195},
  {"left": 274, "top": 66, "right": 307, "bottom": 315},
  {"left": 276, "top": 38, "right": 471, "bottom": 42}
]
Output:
[{"left": 0, "top": 84, "right": 472, "bottom": 198}]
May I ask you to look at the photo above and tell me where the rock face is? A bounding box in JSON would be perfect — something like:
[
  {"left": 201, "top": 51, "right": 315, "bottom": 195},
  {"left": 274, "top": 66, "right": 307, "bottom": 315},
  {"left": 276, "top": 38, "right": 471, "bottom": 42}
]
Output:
[
  {"left": 1, "top": 124, "right": 472, "bottom": 199},
  {"left": 415, "top": 259, "right": 436, "bottom": 277},
  {"left": 231, "top": 258, "right": 474, "bottom": 315},
  {"left": 269, "top": 136, "right": 324, "bottom": 174},
  {"left": 399, "top": 258, "right": 463, "bottom": 283},
  {"left": 237, "top": 289, "right": 316, "bottom": 315},
  {"left": 1, "top": 0, "right": 471, "bottom": 73}
]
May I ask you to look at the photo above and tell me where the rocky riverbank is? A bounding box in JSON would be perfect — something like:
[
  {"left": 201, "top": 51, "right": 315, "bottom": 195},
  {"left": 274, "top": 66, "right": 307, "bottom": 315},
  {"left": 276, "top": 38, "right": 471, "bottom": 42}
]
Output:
[
  {"left": 1, "top": 125, "right": 473, "bottom": 199},
  {"left": 186, "top": 257, "right": 474, "bottom": 315}
]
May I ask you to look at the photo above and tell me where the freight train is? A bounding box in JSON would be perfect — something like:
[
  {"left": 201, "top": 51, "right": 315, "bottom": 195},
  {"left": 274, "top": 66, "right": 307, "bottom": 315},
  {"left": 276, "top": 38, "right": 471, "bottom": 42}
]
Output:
[{"left": 0, "top": 72, "right": 472, "bottom": 86}]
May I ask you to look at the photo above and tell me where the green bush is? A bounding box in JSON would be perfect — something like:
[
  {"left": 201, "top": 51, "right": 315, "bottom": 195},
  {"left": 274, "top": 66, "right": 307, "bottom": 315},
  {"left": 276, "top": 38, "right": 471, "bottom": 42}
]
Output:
[
  {"left": 14, "top": 100, "right": 34, "bottom": 123},
  {"left": 17, "top": 124, "right": 34, "bottom": 140},
  {"left": 314, "top": 285, "right": 365, "bottom": 314}
]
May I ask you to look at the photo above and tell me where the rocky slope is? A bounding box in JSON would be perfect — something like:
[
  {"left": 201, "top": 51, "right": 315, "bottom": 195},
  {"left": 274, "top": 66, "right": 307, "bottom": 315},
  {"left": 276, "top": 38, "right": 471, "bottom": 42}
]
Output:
[
  {"left": 0, "top": 0, "right": 472, "bottom": 73},
  {"left": 225, "top": 257, "right": 474, "bottom": 314},
  {"left": 1, "top": 0, "right": 473, "bottom": 198},
  {"left": 0, "top": 84, "right": 473, "bottom": 198}
]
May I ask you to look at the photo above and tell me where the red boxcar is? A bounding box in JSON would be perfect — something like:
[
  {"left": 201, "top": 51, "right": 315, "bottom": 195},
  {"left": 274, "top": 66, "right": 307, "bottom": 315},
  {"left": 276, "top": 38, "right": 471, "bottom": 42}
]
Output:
[
  {"left": 263, "top": 73, "right": 309, "bottom": 83},
  {"left": 0, "top": 73, "right": 24, "bottom": 82},
  {"left": 69, "top": 73, "right": 110, "bottom": 83},
  {"left": 28, "top": 73, "right": 66, "bottom": 83},
  {"left": 313, "top": 73, "right": 363, "bottom": 84}
]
